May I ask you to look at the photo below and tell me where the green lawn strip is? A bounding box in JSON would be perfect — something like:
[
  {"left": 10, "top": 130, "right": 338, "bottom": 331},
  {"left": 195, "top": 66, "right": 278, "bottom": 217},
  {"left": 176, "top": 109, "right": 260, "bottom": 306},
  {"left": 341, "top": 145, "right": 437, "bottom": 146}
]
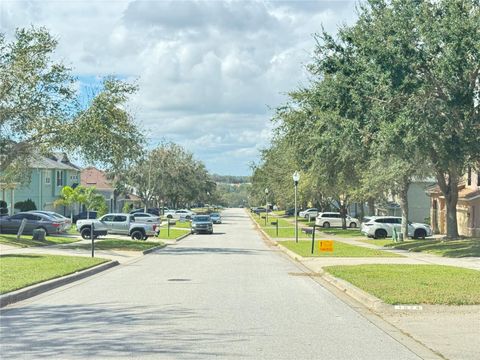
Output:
[
  {"left": 251, "top": 214, "right": 293, "bottom": 228},
  {"left": 324, "top": 264, "right": 480, "bottom": 305},
  {"left": 360, "top": 239, "right": 396, "bottom": 247},
  {"left": 318, "top": 228, "right": 365, "bottom": 238},
  {"left": 67, "top": 225, "right": 77, "bottom": 235},
  {"left": 166, "top": 221, "right": 192, "bottom": 229},
  {"left": 384, "top": 238, "right": 480, "bottom": 258},
  {"left": 0, "top": 234, "right": 80, "bottom": 248},
  {"left": 263, "top": 227, "right": 311, "bottom": 239},
  {"left": 0, "top": 254, "right": 107, "bottom": 294},
  {"left": 65, "top": 239, "right": 160, "bottom": 251},
  {"left": 157, "top": 228, "right": 190, "bottom": 240},
  {"left": 279, "top": 240, "right": 402, "bottom": 257}
]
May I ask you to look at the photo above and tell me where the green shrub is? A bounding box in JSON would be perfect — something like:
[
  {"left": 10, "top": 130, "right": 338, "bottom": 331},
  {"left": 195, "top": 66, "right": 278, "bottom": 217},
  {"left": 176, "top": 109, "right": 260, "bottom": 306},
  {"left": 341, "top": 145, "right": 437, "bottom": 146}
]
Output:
[{"left": 14, "top": 199, "right": 37, "bottom": 212}]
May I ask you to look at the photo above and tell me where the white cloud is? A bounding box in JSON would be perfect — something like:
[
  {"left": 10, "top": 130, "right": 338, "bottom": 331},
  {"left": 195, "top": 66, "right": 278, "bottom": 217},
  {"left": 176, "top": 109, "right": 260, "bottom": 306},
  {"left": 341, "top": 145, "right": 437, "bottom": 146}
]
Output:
[{"left": 1, "top": 0, "right": 357, "bottom": 175}]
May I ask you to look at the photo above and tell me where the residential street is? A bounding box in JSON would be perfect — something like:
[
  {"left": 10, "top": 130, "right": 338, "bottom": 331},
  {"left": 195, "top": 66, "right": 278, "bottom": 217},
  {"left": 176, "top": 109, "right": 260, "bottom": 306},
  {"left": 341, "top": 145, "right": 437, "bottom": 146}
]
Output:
[{"left": 1, "top": 209, "right": 427, "bottom": 359}]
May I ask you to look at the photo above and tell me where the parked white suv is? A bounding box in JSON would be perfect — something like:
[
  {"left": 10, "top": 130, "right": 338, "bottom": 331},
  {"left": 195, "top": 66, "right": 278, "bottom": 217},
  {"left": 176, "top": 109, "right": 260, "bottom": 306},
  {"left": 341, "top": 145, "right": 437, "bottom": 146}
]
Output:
[
  {"left": 315, "top": 212, "right": 360, "bottom": 228},
  {"left": 361, "top": 216, "right": 432, "bottom": 239},
  {"left": 299, "top": 208, "right": 319, "bottom": 219}
]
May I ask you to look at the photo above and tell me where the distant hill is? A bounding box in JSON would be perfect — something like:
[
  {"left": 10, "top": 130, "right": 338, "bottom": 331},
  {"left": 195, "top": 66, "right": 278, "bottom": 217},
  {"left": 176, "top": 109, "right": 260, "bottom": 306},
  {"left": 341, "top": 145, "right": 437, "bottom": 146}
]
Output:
[{"left": 211, "top": 174, "right": 251, "bottom": 184}]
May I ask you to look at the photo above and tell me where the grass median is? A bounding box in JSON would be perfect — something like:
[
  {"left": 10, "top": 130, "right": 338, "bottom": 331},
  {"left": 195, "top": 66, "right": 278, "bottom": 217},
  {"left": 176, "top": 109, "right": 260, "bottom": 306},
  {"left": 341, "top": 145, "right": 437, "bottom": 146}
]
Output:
[
  {"left": 157, "top": 228, "right": 190, "bottom": 240},
  {"left": 279, "top": 240, "right": 402, "bottom": 257},
  {"left": 0, "top": 234, "right": 80, "bottom": 248},
  {"left": 64, "top": 239, "right": 162, "bottom": 251},
  {"left": 324, "top": 264, "right": 480, "bottom": 305},
  {"left": 0, "top": 254, "right": 107, "bottom": 294}
]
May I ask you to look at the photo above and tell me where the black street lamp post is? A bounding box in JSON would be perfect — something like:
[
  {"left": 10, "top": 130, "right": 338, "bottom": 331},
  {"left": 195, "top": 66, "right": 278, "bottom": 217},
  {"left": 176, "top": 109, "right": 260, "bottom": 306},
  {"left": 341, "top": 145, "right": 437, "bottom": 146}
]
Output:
[{"left": 293, "top": 171, "right": 300, "bottom": 243}]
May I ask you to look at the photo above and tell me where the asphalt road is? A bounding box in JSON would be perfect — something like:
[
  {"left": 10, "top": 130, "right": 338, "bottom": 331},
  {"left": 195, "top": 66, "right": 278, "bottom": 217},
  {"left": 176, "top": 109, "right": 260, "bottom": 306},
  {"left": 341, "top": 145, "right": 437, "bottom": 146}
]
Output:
[{"left": 0, "top": 208, "right": 423, "bottom": 359}]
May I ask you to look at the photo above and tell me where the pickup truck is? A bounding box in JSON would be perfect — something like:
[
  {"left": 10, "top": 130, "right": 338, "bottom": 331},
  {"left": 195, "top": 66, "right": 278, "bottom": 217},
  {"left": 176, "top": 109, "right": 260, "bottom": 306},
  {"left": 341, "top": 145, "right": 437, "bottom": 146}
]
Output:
[{"left": 76, "top": 213, "right": 158, "bottom": 240}]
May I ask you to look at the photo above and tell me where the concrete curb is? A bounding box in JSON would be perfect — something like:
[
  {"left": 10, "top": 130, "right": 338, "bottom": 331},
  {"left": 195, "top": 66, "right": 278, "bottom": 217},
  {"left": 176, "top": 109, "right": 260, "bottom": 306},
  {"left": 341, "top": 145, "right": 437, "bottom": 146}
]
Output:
[
  {"left": 249, "top": 213, "right": 390, "bottom": 311},
  {"left": 0, "top": 260, "right": 119, "bottom": 308},
  {"left": 174, "top": 232, "right": 191, "bottom": 243},
  {"left": 142, "top": 243, "right": 167, "bottom": 254},
  {"left": 275, "top": 243, "right": 388, "bottom": 311}
]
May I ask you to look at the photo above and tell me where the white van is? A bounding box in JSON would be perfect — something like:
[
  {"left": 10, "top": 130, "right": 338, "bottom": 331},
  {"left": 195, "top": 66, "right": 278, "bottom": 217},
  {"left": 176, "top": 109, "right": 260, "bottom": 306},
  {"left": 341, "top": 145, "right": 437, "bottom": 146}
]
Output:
[{"left": 315, "top": 212, "right": 359, "bottom": 228}]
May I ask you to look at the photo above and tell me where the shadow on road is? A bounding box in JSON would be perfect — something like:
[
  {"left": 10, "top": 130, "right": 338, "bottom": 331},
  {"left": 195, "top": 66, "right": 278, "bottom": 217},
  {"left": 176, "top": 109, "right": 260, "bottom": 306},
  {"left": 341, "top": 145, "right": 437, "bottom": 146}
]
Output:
[
  {"left": 0, "top": 303, "right": 247, "bottom": 359},
  {"left": 157, "top": 246, "right": 269, "bottom": 256}
]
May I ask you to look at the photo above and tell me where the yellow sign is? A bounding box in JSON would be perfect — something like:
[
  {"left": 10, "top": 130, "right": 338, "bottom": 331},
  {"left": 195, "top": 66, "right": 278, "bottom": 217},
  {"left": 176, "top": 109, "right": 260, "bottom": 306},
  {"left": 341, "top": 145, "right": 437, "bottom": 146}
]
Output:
[{"left": 320, "top": 240, "right": 334, "bottom": 252}]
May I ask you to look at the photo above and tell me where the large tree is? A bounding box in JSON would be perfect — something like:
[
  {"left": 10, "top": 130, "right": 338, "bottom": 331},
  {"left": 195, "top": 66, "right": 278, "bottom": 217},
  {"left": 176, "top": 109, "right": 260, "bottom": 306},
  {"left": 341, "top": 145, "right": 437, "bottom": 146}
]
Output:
[{"left": 0, "top": 27, "right": 143, "bottom": 183}]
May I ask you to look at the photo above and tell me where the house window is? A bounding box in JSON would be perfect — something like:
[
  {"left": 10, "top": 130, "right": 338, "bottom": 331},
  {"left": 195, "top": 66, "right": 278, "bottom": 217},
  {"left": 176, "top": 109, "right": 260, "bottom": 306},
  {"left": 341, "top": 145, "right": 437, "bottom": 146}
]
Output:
[
  {"left": 70, "top": 174, "right": 78, "bottom": 181},
  {"left": 467, "top": 166, "right": 472, "bottom": 186},
  {"left": 56, "top": 170, "right": 63, "bottom": 186},
  {"left": 45, "top": 175, "right": 51, "bottom": 184},
  {"left": 477, "top": 172, "right": 480, "bottom": 187}
]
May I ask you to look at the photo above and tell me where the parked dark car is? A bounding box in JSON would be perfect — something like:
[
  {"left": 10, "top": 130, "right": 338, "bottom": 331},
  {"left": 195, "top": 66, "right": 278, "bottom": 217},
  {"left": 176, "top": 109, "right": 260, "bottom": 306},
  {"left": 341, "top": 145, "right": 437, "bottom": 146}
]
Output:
[
  {"left": 190, "top": 215, "right": 213, "bottom": 234},
  {"left": 73, "top": 211, "right": 98, "bottom": 223},
  {"left": 0, "top": 212, "right": 64, "bottom": 235}
]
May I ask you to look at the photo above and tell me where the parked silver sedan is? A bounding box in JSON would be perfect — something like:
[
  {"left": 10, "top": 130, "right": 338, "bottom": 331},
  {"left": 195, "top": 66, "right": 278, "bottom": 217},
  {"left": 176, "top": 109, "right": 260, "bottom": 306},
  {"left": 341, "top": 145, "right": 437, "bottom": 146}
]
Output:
[
  {"left": 28, "top": 210, "right": 72, "bottom": 231},
  {"left": 0, "top": 212, "right": 64, "bottom": 235}
]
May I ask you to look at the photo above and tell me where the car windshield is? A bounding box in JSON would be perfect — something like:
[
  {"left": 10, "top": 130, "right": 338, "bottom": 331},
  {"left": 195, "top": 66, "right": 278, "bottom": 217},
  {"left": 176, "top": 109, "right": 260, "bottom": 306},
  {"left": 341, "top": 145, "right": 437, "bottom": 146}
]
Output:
[
  {"left": 210, "top": 213, "right": 219, "bottom": 217},
  {"left": 193, "top": 216, "right": 210, "bottom": 222}
]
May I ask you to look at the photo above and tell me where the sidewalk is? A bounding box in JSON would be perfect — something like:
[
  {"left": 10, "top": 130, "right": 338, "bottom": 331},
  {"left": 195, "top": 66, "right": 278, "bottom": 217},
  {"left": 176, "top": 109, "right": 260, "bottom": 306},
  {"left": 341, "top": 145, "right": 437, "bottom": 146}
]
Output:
[
  {"left": 267, "top": 213, "right": 480, "bottom": 271},
  {"left": 0, "top": 239, "right": 155, "bottom": 264}
]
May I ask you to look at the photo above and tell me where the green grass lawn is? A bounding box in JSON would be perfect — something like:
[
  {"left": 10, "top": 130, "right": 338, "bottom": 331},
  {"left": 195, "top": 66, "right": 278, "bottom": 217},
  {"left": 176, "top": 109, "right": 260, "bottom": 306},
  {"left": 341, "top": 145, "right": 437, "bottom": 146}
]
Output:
[
  {"left": 384, "top": 238, "right": 480, "bottom": 257},
  {"left": 157, "top": 228, "right": 190, "bottom": 240},
  {"left": 317, "top": 228, "right": 365, "bottom": 238},
  {"left": 324, "top": 264, "right": 480, "bottom": 305},
  {"left": 0, "top": 254, "right": 107, "bottom": 294},
  {"left": 280, "top": 240, "right": 402, "bottom": 257},
  {"left": 360, "top": 239, "right": 396, "bottom": 247},
  {"left": 263, "top": 227, "right": 311, "bottom": 239},
  {"left": 65, "top": 239, "right": 162, "bottom": 251},
  {"left": 163, "top": 221, "right": 192, "bottom": 229},
  {"left": 0, "top": 234, "right": 80, "bottom": 248}
]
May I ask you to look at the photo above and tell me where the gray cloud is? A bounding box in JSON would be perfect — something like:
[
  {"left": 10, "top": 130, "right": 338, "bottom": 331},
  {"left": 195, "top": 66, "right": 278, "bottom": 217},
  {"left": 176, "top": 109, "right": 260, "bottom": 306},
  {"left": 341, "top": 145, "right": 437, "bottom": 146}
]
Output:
[{"left": 1, "top": 0, "right": 357, "bottom": 175}]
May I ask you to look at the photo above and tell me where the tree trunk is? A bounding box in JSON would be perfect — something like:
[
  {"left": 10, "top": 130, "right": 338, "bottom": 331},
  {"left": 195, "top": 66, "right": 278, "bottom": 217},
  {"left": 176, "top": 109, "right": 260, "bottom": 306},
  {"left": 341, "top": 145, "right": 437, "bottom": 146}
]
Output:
[
  {"left": 367, "top": 198, "right": 375, "bottom": 216},
  {"left": 359, "top": 201, "right": 365, "bottom": 222},
  {"left": 436, "top": 169, "right": 460, "bottom": 239},
  {"left": 340, "top": 203, "right": 347, "bottom": 229},
  {"left": 398, "top": 178, "right": 410, "bottom": 240}
]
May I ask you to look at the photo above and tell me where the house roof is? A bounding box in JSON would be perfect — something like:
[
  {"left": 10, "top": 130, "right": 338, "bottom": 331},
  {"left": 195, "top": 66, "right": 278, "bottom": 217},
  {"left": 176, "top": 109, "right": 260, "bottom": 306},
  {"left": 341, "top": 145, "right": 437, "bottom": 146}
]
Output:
[
  {"left": 427, "top": 182, "right": 480, "bottom": 201},
  {"left": 81, "top": 167, "right": 114, "bottom": 190},
  {"left": 29, "top": 153, "right": 80, "bottom": 171}
]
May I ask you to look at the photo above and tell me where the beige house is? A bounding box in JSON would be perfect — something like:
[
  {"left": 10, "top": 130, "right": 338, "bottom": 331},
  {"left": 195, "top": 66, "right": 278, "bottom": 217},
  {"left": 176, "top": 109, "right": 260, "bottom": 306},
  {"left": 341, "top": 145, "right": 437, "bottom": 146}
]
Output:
[{"left": 428, "top": 167, "right": 480, "bottom": 237}]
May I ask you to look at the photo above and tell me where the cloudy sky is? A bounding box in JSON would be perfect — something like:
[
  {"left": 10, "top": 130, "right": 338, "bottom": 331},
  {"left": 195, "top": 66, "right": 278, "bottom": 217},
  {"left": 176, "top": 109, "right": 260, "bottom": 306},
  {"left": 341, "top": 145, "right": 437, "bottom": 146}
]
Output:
[{"left": 1, "top": 0, "right": 357, "bottom": 175}]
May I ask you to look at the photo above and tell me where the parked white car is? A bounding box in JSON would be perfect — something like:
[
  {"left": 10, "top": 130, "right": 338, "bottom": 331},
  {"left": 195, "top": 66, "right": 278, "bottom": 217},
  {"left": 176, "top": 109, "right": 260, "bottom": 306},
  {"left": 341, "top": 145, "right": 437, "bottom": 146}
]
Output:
[
  {"left": 361, "top": 216, "right": 432, "bottom": 239},
  {"left": 315, "top": 212, "right": 360, "bottom": 228},
  {"left": 164, "top": 209, "right": 196, "bottom": 220},
  {"left": 131, "top": 212, "right": 161, "bottom": 224},
  {"left": 299, "top": 208, "right": 319, "bottom": 219}
]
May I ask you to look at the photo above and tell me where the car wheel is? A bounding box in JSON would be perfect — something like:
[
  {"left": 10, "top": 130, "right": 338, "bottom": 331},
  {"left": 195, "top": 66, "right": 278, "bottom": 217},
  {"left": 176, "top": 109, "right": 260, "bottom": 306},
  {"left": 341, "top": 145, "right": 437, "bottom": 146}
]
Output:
[
  {"left": 323, "top": 222, "right": 330, "bottom": 228},
  {"left": 33, "top": 226, "right": 48, "bottom": 236},
  {"left": 80, "top": 227, "right": 91, "bottom": 239},
  {"left": 413, "top": 229, "right": 427, "bottom": 240},
  {"left": 349, "top": 222, "right": 357, "bottom": 228},
  {"left": 167, "top": 215, "right": 172, "bottom": 219},
  {"left": 375, "top": 229, "right": 388, "bottom": 239},
  {"left": 186, "top": 215, "right": 191, "bottom": 220},
  {"left": 131, "top": 230, "right": 144, "bottom": 240}
]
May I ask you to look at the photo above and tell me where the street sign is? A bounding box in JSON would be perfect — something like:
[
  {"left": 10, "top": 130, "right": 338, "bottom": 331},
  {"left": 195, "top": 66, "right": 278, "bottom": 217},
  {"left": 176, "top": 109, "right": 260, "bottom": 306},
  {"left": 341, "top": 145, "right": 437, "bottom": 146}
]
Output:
[{"left": 319, "top": 240, "right": 334, "bottom": 252}]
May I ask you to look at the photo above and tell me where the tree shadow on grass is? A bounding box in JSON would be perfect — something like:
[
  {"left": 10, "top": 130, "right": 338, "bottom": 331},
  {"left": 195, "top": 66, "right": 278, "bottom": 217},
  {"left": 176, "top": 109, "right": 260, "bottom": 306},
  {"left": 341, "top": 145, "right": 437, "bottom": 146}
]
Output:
[
  {"left": 0, "top": 303, "right": 247, "bottom": 359},
  {"left": 389, "top": 239, "right": 480, "bottom": 258}
]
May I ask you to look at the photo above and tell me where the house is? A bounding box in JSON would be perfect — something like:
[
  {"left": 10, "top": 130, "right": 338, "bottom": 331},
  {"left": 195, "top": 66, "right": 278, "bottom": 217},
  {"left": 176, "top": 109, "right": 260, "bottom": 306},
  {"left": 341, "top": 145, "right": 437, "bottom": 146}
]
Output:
[
  {"left": 0, "top": 153, "right": 81, "bottom": 215},
  {"left": 427, "top": 167, "right": 480, "bottom": 237},
  {"left": 81, "top": 167, "right": 141, "bottom": 212},
  {"left": 370, "top": 179, "right": 435, "bottom": 223}
]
